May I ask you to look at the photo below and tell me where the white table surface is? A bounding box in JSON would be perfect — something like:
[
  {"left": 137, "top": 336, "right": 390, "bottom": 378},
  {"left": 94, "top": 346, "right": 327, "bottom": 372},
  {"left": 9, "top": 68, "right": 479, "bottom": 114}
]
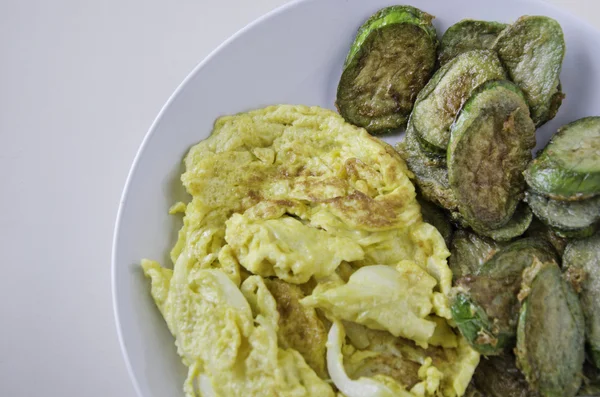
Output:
[{"left": 0, "top": 0, "right": 597, "bottom": 396}]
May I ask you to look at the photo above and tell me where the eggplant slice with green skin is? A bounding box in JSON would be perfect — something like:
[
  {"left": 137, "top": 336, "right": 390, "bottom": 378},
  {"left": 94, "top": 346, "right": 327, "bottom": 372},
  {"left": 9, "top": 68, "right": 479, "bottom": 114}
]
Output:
[
  {"left": 448, "top": 229, "right": 504, "bottom": 280},
  {"left": 410, "top": 50, "right": 507, "bottom": 155},
  {"left": 524, "top": 217, "right": 567, "bottom": 257},
  {"left": 438, "top": 20, "right": 508, "bottom": 66},
  {"left": 336, "top": 6, "right": 437, "bottom": 134},
  {"left": 525, "top": 190, "right": 600, "bottom": 238},
  {"left": 471, "top": 204, "right": 533, "bottom": 242},
  {"left": 516, "top": 260, "right": 585, "bottom": 397},
  {"left": 473, "top": 354, "right": 539, "bottom": 397},
  {"left": 478, "top": 238, "right": 558, "bottom": 277},
  {"left": 448, "top": 80, "right": 536, "bottom": 231},
  {"left": 525, "top": 117, "right": 600, "bottom": 201},
  {"left": 563, "top": 233, "right": 600, "bottom": 369},
  {"left": 451, "top": 238, "right": 558, "bottom": 355},
  {"left": 493, "top": 16, "right": 565, "bottom": 126},
  {"left": 451, "top": 291, "right": 513, "bottom": 356},
  {"left": 554, "top": 224, "right": 599, "bottom": 240},
  {"left": 396, "top": 127, "right": 458, "bottom": 211},
  {"left": 449, "top": 204, "right": 533, "bottom": 242}
]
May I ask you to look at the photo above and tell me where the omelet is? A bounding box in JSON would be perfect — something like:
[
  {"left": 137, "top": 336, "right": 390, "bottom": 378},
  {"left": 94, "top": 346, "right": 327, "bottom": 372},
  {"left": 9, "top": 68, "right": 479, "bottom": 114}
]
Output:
[
  {"left": 142, "top": 105, "right": 479, "bottom": 397},
  {"left": 264, "top": 278, "right": 329, "bottom": 379}
]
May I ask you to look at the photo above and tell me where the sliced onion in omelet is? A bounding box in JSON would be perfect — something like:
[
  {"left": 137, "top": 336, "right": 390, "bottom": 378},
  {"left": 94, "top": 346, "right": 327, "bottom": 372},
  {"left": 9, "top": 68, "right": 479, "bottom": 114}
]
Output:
[
  {"left": 141, "top": 105, "right": 479, "bottom": 397},
  {"left": 302, "top": 264, "right": 438, "bottom": 347},
  {"left": 327, "top": 321, "right": 415, "bottom": 397},
  {"left": 334, "top": 322, "right": 480, "bottom": 397},
  {"left": 326, "top": 321, "right": 480, "bottom": 397}
]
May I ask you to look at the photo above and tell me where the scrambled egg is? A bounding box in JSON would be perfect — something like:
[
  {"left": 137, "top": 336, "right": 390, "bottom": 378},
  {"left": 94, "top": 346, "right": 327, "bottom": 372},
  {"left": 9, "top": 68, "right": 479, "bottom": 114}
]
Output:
[
  {"left": 302, "top": 263, "right": 440, "bottom": 347},
  {"left": 142, "top": 105, "right": 479, "bottom": 397},
  {"left": 264, "top": 278, "right": 329, "bottom": 379}
]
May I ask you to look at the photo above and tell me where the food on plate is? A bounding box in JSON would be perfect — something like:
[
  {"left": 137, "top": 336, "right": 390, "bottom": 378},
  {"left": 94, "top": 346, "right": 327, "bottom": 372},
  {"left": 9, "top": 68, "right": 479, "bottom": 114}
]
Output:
[
  {"left": 447, "top": 229, "right": 503, "bottom": 280},
  {"left": 472, "top": 205, "right": 533, "bottom": 242},
  {"left": 139, "top": 4, "right": 600, "bottom": 396},
  {"left": 451, "top": 238, "right": 558, "bottom": 355},
  {"left": 525, "top": 117, "right": 600, "bottom": 200},
  {"left": 525, "top": 190, "right": 600, "bottom": 239},
  {"left": 142, "top": 105, "right": 479, "bottom": 397},
  {"left": 450, "top": 204, "right": 534, "bottom": 243},
  {"left": 302, "top": 264, "right": 442, "bottom": 347},
  {"left": 336, "top": 6, "right": 437, "bottom": 134},
  {"left": 225, "top": 213, "right": 364, "bottom": 283},
  {"left": 264, "top": 278, "right": 329, "bottom": 378},
  {"left": 326, "top": 321, "right": 413, "bottom": 397},
  {"left": 471, "top": 354, "right": 536, "bottom": 397},
  {"left": 447, "top": 80, "right": 536, "bottom": 231},
  {"left": 418, "top": 197, "right": 453, "bottom": 245},
  {"left": 397, "top": 127, "right": 458, "bottom": 211},
  {"left": 402, "top": 78, "right": 538, "bottom": 242},
  {"left": 438, "top": 20, "right": 507, "bottom": 66},
  {"left": 563, "top": 233, "right": 600, "bottom": 368},
  {"left": 392, "top": 9, "right": 596, "bottom": 395},
  {"left": 493, "top": 16, "right": 566, "bottom": 126},
  {"left": 524, "top": 217, "right": 567, "bottom": 256},
  {"left": 515, "top": 260, "right": 585, "bottom": 397},
  {"left": 141, "top": 262, "right": 336, "bottom": 396},
  {"left": 328, "top": 320, "right": 480, "bottom": 397},
  {"left": 410, "top": 50, "right": 506, "bottom": 154}
]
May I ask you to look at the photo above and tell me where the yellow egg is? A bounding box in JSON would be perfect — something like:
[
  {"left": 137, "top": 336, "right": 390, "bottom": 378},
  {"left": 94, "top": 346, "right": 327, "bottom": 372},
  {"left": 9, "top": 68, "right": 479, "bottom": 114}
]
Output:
[{"left": 142, "top": 105, "right": 478, "bottom": 397}]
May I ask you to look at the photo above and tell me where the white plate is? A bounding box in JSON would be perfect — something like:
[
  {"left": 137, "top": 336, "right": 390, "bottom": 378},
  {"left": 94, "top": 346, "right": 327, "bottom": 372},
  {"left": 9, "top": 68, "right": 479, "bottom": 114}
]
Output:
[{"left": 112, "top": 1, "right": 600, "bottom": 396}]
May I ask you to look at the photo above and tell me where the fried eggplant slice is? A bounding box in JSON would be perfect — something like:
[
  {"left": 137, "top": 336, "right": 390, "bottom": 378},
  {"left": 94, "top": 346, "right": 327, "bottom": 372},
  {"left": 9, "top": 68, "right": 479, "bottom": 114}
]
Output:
[
  {"left": 493, "top": 16, "right": 565, "bottom": 126},
  {"left": 525, "top": 117, "right": 600, "bottom": 200},
  {"left": 472, "top": 204, "right": 533, "bottom": 242},
  {"left": 403, "top": 124, "right": 448, "bottom": 167},
  {"left": 448, "top": 229, "right": 503, "bottom": 280},
  {"left": 336, "top": 6, "right": 437, "bottom": 134},
  {"left": 525, "top": 217, "right": 567, "bottom": 257},
  {"left": 516, "top": 261, "right": 585, "bottom": 397},
  {"left": 438, "top": 20, "right": 508, "bottom": 65},
  {"left": 448, "top": 80, "right": 536, "bottom": 231},
  {"left": 264, "top": 278, "right": 328, "bottom": 378},
  {"left": 411, "top": 50, "right": 507, "bottom": 154},
  {"left": 451, "top": 238, "right": 557, "bottom": 355},
  {"left": 554, "top": 225, "right": 599, "bottom": 240},
  {"left": 525, "top": 190, "right": 600, "bottom": 238},
  {"left": 563, "top": 233, "right": 600, "bottom": 368},
  {"left": 451, "top": 292, "right": 511, "bottom": 356},
  {"left": 449, "top": 204, "right": 533, "bottom": 242},
  {"left": 479, "top": 238, "right": 558, "bottom": 277},
  {"left": 397, "top": 127, "right": 458, "bottom": 210},
  {"left": 418, "top": 197, "right": 453, "bottom": 245},
  {"left": 473, "top": 354, "right": 538, "bottom": 397}
]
